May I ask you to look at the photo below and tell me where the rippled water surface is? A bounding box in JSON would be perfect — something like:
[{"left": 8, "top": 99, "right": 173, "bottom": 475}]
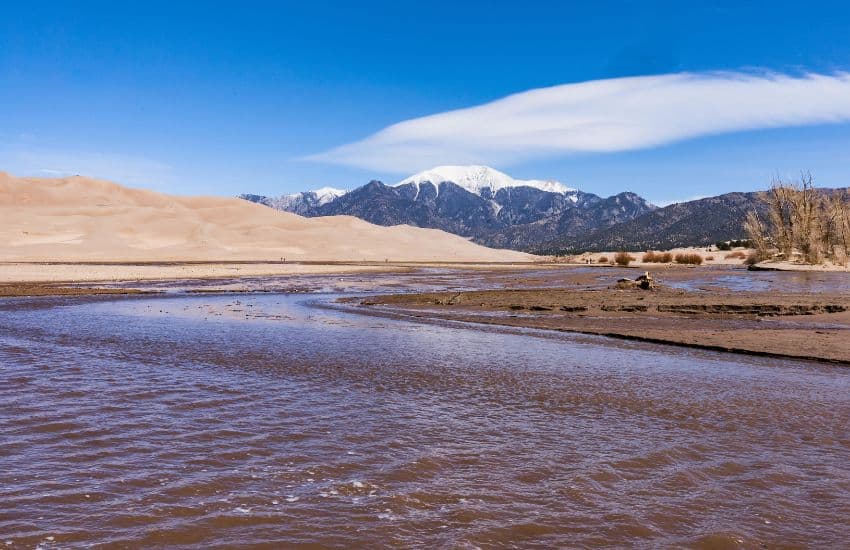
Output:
[
  {"left": 2, "top": 292, "right": 850, "bottom": 548},
  {"left": 662, "top": 268, "right": 850, "bottom": 293}
]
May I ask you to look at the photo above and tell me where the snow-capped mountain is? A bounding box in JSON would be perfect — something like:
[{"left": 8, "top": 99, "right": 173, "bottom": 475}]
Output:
[
  {"left": 239, "top": 166, "right": 655, "bottom": 251},
  {"left": 396, "top": 165, "right": 576, "bottom": 198},
  {"left": 239, "top": 187, "right": 346, "bottom": 216}
]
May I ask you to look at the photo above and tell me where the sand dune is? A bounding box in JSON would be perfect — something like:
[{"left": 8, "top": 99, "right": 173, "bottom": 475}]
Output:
[{"left": 0, "top": 171, "right": 534, "bottom": 263}]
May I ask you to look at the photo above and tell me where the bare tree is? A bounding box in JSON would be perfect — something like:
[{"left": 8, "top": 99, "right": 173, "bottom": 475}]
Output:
[
  {"left": 794, "top": 172, "right": 822, "bottom": 263},
  {"left": 765, "top": 181, "right": 794, "bottom": 258},
  {"left": 745, "top": 173, "right": 849, "bottom": 266},
  {"left": 831, "top": 190, "right": 850, "bottom": 266},
  {"left": 743, "top": 210, "right": 769, "bottom": 260}
]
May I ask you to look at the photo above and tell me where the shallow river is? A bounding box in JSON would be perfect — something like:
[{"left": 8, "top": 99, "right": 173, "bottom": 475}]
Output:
[{"left": 2, "top": 291, "right": 849, "bottom": 548}]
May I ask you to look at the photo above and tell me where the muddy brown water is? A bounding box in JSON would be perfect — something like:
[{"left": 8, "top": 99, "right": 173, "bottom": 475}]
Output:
[{"left": 2, "top": 288, "right": 850, "bottom": 548}]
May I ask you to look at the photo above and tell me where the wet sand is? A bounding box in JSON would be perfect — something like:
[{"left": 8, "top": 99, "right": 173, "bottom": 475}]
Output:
[
  {"left": 0, "top": 284, "right": 146, "bottom": 297},
  {"left": 0, "top": 261, "right": 414, "bottom": 284},
  {"left": 0, "top": 260, "right": 554, "bottom": 287},
  {"left": 357, "top": 269, "right": 850, "bottom": 364},
  {"left": 0, "top": 262, "right": 543, "bottom": 297}
]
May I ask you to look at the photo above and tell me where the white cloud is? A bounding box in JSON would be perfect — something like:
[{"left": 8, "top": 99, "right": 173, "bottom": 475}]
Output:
[{"left": 309, "top": 71, "right": 850, "bottom": 173}]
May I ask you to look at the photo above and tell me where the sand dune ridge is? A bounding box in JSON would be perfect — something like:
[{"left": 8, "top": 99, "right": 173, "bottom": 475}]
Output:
[{"left": 0, "top": 171, "right": 534, "bottom": 263}]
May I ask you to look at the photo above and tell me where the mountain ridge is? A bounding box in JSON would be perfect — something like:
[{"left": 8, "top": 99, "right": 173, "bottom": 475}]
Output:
[
  {"left": 241, "top": 175, "right": 849, "bottom": 254},
  {"left": 536, "top": 191, "right": 766, "bottom": 253},
  {"left": 240, "top": 165, "right": 655, "bottom": 251}
]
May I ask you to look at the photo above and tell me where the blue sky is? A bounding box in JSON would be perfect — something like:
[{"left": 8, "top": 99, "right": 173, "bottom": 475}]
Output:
[{"left": 2, "top": 1, "right": 850, "bottom": 204}]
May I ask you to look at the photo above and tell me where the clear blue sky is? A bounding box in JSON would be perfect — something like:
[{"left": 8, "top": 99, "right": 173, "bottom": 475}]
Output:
[{"left": 2, "top": 1, "right": 850, "bottom": 204}]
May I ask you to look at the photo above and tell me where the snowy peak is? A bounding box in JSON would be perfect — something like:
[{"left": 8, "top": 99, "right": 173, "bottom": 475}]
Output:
[
  {"left": 289, "top": 186, "right": 347, "bottom": 205},
  {"left": 396, "top": 165, "right": 575, "bottom": 196},
  {"left": 238, "top": 186, "right": 348, "bottom": 216},
  {"left": 273, "top": 186, "right": 347, "bottom": 212}
]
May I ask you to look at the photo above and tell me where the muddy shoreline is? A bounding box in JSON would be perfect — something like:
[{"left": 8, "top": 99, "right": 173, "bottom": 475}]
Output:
[
  {"left": 4, "top": 263, "right": 848, "bottom": 363},
  {"left": 356, "top": 285, "right": 850, "bottom": 364}
]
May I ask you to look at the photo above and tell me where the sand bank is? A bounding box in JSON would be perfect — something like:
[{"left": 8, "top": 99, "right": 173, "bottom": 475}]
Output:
[
  {"left": 357, "top": 286, "right": 850, "bottom": 364},
  {"left": 749, "top": 261, "right": 850, "bottom": 272}
]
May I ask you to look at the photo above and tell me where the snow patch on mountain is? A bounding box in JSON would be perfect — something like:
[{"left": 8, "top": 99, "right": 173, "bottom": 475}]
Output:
[
  {"left": 300, "top": 186, "right": 347, "bottom": 204},
  {"left": 489, "top": 199, "right": 503, "bottom": 216},
  {"left": 276, "top": 186, "right": 347, "bottom": 208},
  {"left": 396, "top": 165, "right": 575, "bottom": 197}
]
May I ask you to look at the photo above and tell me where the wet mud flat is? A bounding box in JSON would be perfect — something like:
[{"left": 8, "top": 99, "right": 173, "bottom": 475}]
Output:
[
  {"left": 357, "top": 287, "right": 850, "bottom": 364},
  {"left": 0, "top": 283, "right": 147, "bottom": 297},
  {"left": 3, "top": 262, "right": 846, "bottom": 296}
]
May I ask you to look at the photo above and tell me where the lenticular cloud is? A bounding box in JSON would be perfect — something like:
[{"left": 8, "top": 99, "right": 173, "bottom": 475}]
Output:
[{"left": 310, "top": 71, "right": 850, "bottom": 173}]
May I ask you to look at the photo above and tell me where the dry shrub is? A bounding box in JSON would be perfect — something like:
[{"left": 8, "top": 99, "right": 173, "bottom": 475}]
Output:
[
  {"left": 641, "top": 251, "right": 673, "bottom": 263},
  {"left": 674, "top": 253, "right": 703, "bottom": 265},
  {"left": 705, "top": 255, "right": 714, "bottom": 261},
  {"left": 598, "top": 256, "right": 609, "bottom": 263},
  {"left": 724, "top": 251, "right": 747, "bottom": 260},
  {"left": 614, "top": 251, "right": 636, "bottom": 266},
  {"left": 744, "top": 252, "right": 761, "bottom": 266}
]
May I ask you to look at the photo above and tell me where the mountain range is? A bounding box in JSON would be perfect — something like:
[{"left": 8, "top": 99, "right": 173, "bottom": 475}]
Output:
[
  {"left": 240, "top": 165, "right": 657, "bottom": 251},
  {"left": 246, "top": 166, "right": 850, "bottom": 254},
  {"left": 536, "top": 191, "right": 765, "bottom": 254}
]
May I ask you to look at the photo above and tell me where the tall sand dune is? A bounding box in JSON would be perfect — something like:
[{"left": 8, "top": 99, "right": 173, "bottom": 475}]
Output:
[{"left": 0, "top": 171, "right": 535, "bottom": 263}]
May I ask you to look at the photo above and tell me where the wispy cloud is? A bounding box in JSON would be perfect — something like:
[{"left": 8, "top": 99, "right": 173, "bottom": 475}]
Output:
[{"left": 309, "top": 71, "right": 850, "bottom": 173}]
